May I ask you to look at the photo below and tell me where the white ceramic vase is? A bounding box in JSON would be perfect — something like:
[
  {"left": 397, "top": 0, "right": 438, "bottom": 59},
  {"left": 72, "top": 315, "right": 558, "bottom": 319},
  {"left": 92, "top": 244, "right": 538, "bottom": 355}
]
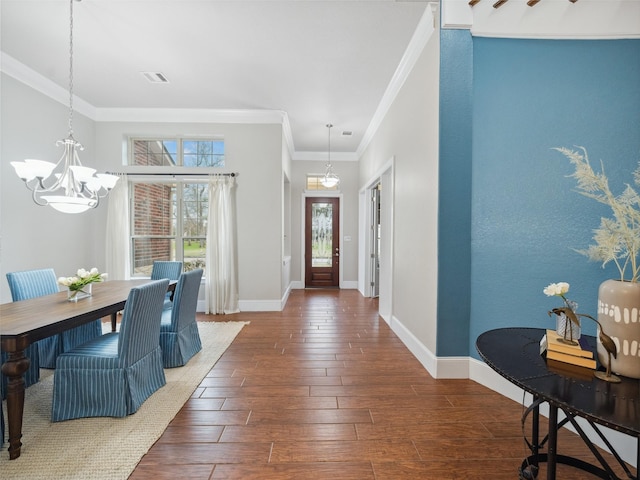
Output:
[{"left": 597, "top": 279, "right": 640, "bottom": 379}]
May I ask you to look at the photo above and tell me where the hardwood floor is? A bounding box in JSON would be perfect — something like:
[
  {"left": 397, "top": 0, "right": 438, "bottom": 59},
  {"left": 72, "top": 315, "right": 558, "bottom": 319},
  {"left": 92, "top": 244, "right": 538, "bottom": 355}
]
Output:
[{"left": 130, "top": 289, "right": 635, "bottom": 479}]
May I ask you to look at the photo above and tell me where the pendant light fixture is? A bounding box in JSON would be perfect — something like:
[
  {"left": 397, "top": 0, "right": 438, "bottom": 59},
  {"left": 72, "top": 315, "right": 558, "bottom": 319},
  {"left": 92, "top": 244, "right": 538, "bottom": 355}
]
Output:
[
  {"left": 11, "top": 0, "right": 118, "bottom": 214},
  {"left": 321, "top": 123, "right": 340, "bottom": 188}
]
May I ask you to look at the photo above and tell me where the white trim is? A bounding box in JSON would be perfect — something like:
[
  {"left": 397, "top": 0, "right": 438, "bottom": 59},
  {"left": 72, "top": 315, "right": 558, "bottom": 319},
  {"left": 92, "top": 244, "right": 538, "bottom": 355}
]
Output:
[
  {"left": 0, "top": 52, "right": 298, "bottom": 156},
  {"left": 238, "top": 299, "right": 283, "bottom": 312},
  {"left": 389, "top": 314, "right": 438, "bottom": 378},
  {"left": 293, "top": 151, "right": 358, "bottom": 162},
  {"left": 95, "top": 107, "right": 288, "bottom": 124},
  {"left": 1, "top": 52, "right": 97, "bottom": 119},
  {"left": 341, "top": 281, "right": 358, "bottom": 289},
  {"left": 383, "top": 321, "right": 637, "bottom": 467},
  {"left": 360, "top": 158, "right": 396, "bottom": 194},
  {"left": 359, "top": 156, "right": 395, "bottom": 298},
  {"left": 441, "top": 0, "right": 640, "bottom": 39},
  {"left": 280, "top": 283, "right": 292, "bottom": 310},
  {"left": 300, "top": 192, "right": 344, "bottom": 289},
  {"left": 281, "top": 114, "right": 295, "bottom": 161},
  {"left": 356, "top": 3, "right": 439, "bottom": 158},
  {"left": 441, "top": 0, "right": 473, "bottom": 29},
  {"left": 470, "top": 358, "right": 638, "bottom": 468}
]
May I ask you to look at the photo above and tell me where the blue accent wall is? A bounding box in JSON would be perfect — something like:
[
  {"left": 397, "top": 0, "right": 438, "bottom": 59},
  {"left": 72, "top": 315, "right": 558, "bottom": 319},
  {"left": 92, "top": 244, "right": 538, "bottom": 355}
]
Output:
[
  {"left": 437, "top": 29, "right": 473, "bottom": 356},
  {"left": 465, "top": 38, "right": 640, "bottom": 359}
]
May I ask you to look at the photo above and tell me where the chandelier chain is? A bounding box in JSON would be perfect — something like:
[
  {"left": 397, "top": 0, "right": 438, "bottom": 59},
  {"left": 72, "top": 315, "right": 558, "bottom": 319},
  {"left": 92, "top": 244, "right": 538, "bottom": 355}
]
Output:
[
  {"left": 68, "top": 0, "right": 74, "bottom": 136},
  {"left": 10, "top": 0, "right": 120, "bottom": 213}
]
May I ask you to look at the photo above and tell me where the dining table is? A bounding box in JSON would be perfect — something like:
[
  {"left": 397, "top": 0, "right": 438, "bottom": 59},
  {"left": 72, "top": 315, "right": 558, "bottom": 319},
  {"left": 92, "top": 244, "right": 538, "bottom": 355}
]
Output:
[{"left": 0, "top": 279, "right": 175, "bottom": 460}]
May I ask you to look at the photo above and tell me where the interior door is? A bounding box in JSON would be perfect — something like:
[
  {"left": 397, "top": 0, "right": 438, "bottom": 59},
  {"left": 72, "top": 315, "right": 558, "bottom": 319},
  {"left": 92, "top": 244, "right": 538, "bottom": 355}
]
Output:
[{"left": 305, "top": 197, "right": 340, "bottom": 288}]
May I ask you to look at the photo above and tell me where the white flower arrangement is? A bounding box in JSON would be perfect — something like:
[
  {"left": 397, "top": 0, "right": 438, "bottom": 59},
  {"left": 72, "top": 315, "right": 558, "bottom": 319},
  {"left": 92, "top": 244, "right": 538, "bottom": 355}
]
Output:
[
  {"left": 544, "top": 281, "right": 581, "bottom": 342},
  {"left": 543, "top": 281, "right": 570, "bottom": 299},
  {"left": 555, "top": 146, "right": 640, "bottom": 282},
  {"left": 58, "top": 267, "right": 107, "bottom": 296}
]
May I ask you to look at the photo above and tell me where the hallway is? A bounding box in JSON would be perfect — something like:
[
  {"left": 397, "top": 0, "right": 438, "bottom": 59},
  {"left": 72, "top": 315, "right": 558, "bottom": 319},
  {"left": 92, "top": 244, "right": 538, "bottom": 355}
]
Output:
[{"left": 130, "top": 289, "right": 631, "bottom": 479}]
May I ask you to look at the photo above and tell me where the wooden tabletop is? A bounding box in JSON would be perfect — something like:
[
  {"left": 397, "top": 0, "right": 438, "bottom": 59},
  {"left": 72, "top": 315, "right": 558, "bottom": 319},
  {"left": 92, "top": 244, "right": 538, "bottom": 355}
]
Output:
[{"left": 0, "top": 279, "right": 152, "bottom": 350}]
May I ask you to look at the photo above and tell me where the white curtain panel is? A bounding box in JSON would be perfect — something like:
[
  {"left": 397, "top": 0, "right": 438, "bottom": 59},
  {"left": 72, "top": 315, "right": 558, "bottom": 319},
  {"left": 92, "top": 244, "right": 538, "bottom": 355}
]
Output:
[
  {"left": 205, "top": 175, "right": 239, "bottom": 314},
  {"left": 105, "top": 176, "right": 131, "bottom": 280}
]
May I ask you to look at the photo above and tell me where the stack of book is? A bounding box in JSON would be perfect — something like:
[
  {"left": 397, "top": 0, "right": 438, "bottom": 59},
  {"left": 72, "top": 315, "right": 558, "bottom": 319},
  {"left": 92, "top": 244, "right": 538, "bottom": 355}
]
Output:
[{"left": 540, "top": 329, "right": 596, "bottom": 379}]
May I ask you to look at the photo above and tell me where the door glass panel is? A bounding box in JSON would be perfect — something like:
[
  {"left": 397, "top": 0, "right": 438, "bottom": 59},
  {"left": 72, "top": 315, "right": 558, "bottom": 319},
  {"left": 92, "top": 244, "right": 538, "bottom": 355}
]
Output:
[{"left": 311, "top": 202, "right": 332, "bottom": 267}]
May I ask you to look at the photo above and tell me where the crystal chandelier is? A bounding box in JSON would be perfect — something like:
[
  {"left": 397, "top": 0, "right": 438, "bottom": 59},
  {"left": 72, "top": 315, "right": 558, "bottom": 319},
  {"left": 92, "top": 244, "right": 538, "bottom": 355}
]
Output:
[
  {"left": 11, "top": 0, "right": 118, "bottom": 214},
  {"left": 321, "top": 123, "right": 340, "bottom": 188}
]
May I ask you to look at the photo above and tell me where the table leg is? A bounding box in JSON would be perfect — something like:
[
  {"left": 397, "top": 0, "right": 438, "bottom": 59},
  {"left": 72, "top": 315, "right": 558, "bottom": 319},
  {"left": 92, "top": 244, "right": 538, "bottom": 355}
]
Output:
[
  {"left": 1, "top": 350, "right": 29, "bottom": 460},
  {"left": 532, "top": 399, "right": 540, "bottom": 464},
  {"left": 547, "top": 405, "right": 558, "bottom": 480},
  {"left": 111, "top": 312, "right": 117, "bottom": 332}
]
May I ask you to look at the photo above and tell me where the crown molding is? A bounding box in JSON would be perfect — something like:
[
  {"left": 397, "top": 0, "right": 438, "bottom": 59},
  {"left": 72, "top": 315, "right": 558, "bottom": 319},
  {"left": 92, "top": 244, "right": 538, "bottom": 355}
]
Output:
[
  {"left": 442, "top": 0, "right": 640, "bottom": 39},
  {"left": 94, "top": 107, "right": 286, "bottom": 124},
  {"left": 293, "top": 151, "right": 359, "bottom": 162},
  {"left": 356, "top": 2, "right": 440, "bottom": 158},
  {"left": 1, "top": 52, "right": 97, "bottom": 119},
  {"left": 1, "top": 51, "right": 297, "bottom": 156}
]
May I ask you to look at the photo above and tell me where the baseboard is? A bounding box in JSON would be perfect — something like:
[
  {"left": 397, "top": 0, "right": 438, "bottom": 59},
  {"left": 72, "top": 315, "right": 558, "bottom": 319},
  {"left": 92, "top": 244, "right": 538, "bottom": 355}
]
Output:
[
  {"left": 291, "top": 280, "right": 358, "bottom": 290},
  {"left": 389, "top": 314, "right": 438, "bottom": 377},
  {"left": 387, "top": 314, "right": 636, "bottom": 468},
  {"left": 238, "top": 299, "right": 283, "bottom": 312},
  {"left": 469, "top": 359, "right": 637, "bottom": 468}
]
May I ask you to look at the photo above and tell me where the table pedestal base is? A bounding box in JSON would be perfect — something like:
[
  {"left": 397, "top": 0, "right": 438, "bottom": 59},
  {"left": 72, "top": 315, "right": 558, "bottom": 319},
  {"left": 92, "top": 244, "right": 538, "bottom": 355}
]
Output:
[{"left": 524, "top": 398, "right": 638, "bottom": 480}]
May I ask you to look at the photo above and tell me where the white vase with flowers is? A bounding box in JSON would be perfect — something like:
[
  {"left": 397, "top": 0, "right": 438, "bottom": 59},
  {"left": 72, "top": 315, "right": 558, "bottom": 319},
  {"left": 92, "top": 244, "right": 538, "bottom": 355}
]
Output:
[
  {"left": 556, "top": 146, "right": 640, "bottom": 379},
  {"left": 58, "top": 267, "right": 107, "bottom": 302}
]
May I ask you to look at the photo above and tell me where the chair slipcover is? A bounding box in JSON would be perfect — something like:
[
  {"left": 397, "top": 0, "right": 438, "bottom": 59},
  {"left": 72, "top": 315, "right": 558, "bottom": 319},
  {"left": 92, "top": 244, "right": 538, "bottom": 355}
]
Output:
[
  {"left": 6, "top": 269, "right": 102, "bottom": 369},
  {"left": 51, "top": 279, "right": 169, "bottom": 422},
  {"left": 151, "top": 261, "right": 183, "bottom": 310},
  {"left": 160, "top": 269, "right": 203, "bottom": 368}
]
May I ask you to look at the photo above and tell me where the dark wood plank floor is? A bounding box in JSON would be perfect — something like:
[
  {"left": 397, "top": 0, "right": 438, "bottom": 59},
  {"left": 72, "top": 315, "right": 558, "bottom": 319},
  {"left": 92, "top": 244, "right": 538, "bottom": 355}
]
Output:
[{"left": 130, "top": 289, "right": 636, "bottom": 480}]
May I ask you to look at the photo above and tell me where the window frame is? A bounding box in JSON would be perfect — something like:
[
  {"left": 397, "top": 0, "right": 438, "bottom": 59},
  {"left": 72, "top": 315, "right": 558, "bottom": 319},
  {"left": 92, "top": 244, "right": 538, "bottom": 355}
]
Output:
[
  {"left": 126, "top": 136, "right": 225, "bottom": 277},
  {"left": 128, "top": 136, "right": 225, "bottom": 169}
]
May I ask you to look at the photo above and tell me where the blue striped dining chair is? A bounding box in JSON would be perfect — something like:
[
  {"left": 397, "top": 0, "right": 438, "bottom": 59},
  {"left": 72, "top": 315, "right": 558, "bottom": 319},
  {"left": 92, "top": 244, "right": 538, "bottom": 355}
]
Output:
[
  {"left": 6, "top": 268, "right": 102, "bottom": 369},
  {"left": 160, "top": 268, "right": 203, "bottom": 368},
  {"left": 151, "top": 261, "right": 183, "bottom": 310},
  {"left": 51, "top": 279, "right": 169, "bottom": 422}
]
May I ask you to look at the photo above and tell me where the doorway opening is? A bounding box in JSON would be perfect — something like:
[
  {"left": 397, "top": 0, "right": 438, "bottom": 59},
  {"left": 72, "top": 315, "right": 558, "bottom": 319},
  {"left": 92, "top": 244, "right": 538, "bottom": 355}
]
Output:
[{"left": 370, "top": 183, "right": 381, "bottom": 298}]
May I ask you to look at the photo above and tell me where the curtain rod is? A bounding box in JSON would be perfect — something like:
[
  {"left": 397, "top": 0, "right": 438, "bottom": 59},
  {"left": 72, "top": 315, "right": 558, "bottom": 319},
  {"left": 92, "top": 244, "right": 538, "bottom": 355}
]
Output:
[{"left": 107, "top": 172, "right": 237, "bottom": 177}]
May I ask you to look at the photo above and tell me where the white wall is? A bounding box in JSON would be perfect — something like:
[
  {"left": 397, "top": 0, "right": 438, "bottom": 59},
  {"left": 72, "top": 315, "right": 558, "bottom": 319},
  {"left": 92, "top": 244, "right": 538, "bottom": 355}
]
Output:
[
  {"left": 1, "top": 74, "right": 288, "bottom": 308},
  {"left": 358, "top": 25, "right": 440, "bottom": 356},
  {"left": 289, "top": 159, "right": 360, "bottom": 288},
  {"left": 94, "top": 121, "right": 285, "bottom": 309},
  {"left": 1, "top": 74, "right": 103, "bottom": 302}
]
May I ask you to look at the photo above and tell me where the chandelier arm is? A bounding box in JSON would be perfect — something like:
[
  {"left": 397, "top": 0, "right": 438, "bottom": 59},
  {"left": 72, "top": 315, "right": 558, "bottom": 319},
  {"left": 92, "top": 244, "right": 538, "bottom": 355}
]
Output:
[
  {"left": 11, "top": 0, "right": 117, "bottom": 213},
  {"left": 31, "top": 188, "right": 50, "bottom": 207}
]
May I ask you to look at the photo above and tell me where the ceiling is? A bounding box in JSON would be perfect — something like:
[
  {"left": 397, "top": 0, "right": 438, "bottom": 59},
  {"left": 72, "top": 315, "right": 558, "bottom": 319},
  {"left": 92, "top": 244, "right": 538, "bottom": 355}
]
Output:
[{"left": 1, "top": 0, "right": 429, "bottom": 158}]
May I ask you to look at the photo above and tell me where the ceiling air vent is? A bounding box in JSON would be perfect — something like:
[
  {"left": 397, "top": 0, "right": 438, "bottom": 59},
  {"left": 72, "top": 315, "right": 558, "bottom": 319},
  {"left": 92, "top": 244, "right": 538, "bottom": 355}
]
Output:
[
  {"left": 141, "top": 72, "right": 169, "bottom": 83},
  {"left": 342, "top": 131, "right": 353, "bottom": 136}
]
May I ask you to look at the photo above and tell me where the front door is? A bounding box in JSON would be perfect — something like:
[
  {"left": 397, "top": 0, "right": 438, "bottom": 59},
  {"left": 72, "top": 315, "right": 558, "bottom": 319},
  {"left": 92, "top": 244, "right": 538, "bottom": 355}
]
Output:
[{"left": 305, "top": 197, "right": 340, "bottom": 288}]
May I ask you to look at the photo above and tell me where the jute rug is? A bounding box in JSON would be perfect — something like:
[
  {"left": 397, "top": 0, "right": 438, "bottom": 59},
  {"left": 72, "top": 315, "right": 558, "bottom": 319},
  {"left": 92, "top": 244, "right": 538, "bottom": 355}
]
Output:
[{"left": 0, "top": 321, "right": 246, "bottom": 480}]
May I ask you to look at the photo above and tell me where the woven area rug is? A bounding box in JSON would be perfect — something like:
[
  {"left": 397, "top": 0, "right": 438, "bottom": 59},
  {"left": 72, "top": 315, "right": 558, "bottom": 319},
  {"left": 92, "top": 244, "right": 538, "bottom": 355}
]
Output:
[{"left": 0, "top": 321, "right": 246, "bottom": 480}]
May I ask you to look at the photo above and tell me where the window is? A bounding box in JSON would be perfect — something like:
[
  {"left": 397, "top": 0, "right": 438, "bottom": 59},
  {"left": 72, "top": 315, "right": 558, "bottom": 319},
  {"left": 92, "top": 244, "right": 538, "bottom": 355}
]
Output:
[
  {"left": 128, "top": 137, "right": 224, "bottom": 276},
  {"left": 131, "top": 138, "right": 224, "bottom": 167},
  {"left": 305, "top": 174, "right": 339, "bottom": 191}
]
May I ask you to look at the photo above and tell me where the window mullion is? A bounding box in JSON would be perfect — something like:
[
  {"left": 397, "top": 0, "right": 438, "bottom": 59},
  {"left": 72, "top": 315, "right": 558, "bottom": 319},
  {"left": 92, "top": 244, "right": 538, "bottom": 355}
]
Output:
[{"left": 176, "top": 183, "right": 184, "bottom": 262}]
